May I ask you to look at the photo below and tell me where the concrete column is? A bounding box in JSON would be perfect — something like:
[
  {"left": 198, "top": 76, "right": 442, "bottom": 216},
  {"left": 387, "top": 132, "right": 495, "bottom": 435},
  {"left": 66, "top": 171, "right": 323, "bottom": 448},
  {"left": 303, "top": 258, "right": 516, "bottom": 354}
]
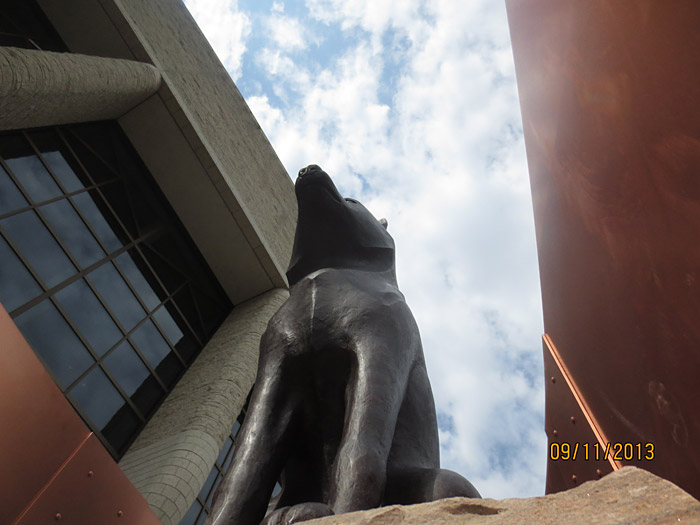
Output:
[
  {"left": 119, "top": 288, "right": 288, "bottom": 525},
  {"left": 0, "top": 46, "right": 160, "bottom": 131}
]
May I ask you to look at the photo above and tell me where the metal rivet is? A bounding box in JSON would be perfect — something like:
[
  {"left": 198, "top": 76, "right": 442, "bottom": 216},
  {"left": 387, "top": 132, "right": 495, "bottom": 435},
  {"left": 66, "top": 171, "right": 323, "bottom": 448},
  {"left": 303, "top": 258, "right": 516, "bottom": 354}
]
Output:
[
  {"left": 552, "top": 429, "right": 558, "bottom": 436},
  {"left": 551, "top": 376, "right": 556, "bottom": 383},
  {"left": 596, "top": 469, "right": 602, "bottom": 478},
  {"left": 570, "top": 416, "right": 576, "bottom": 424},
  {"left": 117, "top": 510, "right": 123, "bottom": 518},
  {"left": 88, "top": 470, "right": 94, "bottom": 478},
  {"left": 55, "top": 513, "right": 62, "bottom": 521},
  {"left": 571, "top": 474, "right": 577, "bottom": 483}
]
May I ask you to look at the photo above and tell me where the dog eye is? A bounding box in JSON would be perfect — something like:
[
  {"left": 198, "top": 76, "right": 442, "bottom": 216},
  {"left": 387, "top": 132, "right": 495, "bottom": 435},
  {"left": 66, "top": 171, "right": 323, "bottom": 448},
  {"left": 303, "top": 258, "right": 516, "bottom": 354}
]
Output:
[{"left": 344, "top": 198, "right": 358, "bottom": 203}]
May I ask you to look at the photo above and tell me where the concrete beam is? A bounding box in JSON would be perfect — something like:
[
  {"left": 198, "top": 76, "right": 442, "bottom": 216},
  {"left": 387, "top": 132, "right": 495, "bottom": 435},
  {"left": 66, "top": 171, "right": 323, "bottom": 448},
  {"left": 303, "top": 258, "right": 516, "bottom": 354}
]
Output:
[{"left": 0, "top": 46, "right": 160, "bottom": 131}]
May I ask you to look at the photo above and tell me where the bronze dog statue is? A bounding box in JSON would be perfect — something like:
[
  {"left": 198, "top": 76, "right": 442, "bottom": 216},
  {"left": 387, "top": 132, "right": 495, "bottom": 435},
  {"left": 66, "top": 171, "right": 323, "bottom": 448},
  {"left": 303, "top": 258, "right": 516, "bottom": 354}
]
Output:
[{"left": 207, "top": 165, "right": 479, "bottom": 525}]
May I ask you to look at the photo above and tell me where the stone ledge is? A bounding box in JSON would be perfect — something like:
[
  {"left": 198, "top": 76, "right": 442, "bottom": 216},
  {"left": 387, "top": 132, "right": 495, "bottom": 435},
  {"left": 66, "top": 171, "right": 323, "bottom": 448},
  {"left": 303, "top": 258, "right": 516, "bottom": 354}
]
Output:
[{"left": 307, "top": 467, "right": 700, "bottom": 524}]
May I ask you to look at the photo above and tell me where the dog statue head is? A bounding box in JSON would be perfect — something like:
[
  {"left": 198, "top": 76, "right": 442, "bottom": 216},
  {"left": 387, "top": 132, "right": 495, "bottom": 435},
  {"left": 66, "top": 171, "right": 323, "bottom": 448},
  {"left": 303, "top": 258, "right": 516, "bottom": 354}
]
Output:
[{"left": 286, "top": 165, "right": 395, "bottom": 286}]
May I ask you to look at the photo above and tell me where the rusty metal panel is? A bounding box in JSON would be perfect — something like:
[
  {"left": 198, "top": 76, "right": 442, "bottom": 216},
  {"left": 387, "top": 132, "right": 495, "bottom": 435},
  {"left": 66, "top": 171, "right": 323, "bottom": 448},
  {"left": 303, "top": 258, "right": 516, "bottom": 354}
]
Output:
[
  {"left": 507, "top": 0, "right": 700, "bottom": 497},
  {"left": 543, "top": 335, "right": 615, "bottom": 494},
  {"left": 0, "top": 302, "right": 89, "bottom": 524},
  {"left": 0, "top": 302, "right": 160, "bottom": 523},
  {"left": 16, "top": 434, "right": 162, "bottom": 524}
]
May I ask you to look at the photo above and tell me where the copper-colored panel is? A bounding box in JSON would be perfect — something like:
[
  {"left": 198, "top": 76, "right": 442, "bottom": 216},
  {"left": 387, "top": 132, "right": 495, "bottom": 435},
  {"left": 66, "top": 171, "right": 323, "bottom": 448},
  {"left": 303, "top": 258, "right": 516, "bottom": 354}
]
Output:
[
  {"left": 16, "top": 434, "right": 161, "bottom": 524},
  {"left": 543, "top": 336, "right": 614, "bottom": 494},
  {"left": 0, "top": 302, "right": 89, "bottom": 524},
  {"left": 507, "top": 0, "right": 700, "bottom": 497}
]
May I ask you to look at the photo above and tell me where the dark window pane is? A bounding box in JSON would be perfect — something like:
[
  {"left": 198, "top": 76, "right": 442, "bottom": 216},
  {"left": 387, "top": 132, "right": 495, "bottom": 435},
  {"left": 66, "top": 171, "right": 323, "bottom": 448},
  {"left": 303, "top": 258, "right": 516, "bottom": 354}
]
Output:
[
  {"left": 199, "top": 468, "right": 218, "bottom": 502},
  {"left": 62, "top": 130, "right": 117, "bottom": 185},
  {"left": 87, "top": 262, "right": 145, "bottom": 331},
  {"left": 103, "top": 340, "right": 164, "bottom": 417},
  {"left": 173, "top": 287, "right": 205, "bottom": 341},
  {"left": 103, "top": 341, "right": 149, "bottom": 397},
  {"left": 131, "top": 319, "right": 172, "bottom": 369},
  {"left": 216, "top": 437, "right": 233, "bottom": 467},
  {"left": 15, "top": 299, "right": 94, "bottom": 387},
  {"left": 131, "top": 374, "right": 163, "bottom": 418},
  {"left": 196, "top": 511, "right": 208, "bottom": 525},
  {"left": 71, "top": 190, "right": 126, "bottom": 253},
  {"left": 193, "top": 288, "right": 228, "bottom": 337},
  {"left": 39, "top": 199, "right": 105, "bottom": 268},
  {"left": 68, "top": 123, "right": 119, "bottom": 169},
  {"left": 0, "top": 235, "right": 42, "bottom": 312},
  {"left": 179, "top": 501, "right": 202, "bottom": 525},
  {"left": 69, "top": 366, "right": 125, "bottom": 429},
  {"left": 207, "top": 475, "right": 223, "bottom": 505},
  {"left": 141, "top": 242, "right": 185, "bottom": 294},
  {"left": 1, "top": 134, "right": 62, "bottom": 202},
  {"left": 55, "top": 279, "right": 122, "bottom": 356},
  {"left": 154, "top": 351, "right": 183, "bottom": 388},
  {"left": 0, "top": 163, "right": 28, "bottom": 215},
  {"left": 115, "top": 250, "right": 165, "bottom": 311},
  {"left": 102, "top": 402, "right": 140, "bottom": 455},
  {"left": 29, "top": 129, "right": 87, "bottom": 192},
  {"left": 100, "top": 182, "right": 138, "bottom": 239},
  {"left": 0, "top": 209, "right": 76, "bottom": 288},
  {"left": 152, "top": 303, "right": 185, "bottom": 346},
  {"left": 222, "top": 448, "right": 234, "bottom": 471}
]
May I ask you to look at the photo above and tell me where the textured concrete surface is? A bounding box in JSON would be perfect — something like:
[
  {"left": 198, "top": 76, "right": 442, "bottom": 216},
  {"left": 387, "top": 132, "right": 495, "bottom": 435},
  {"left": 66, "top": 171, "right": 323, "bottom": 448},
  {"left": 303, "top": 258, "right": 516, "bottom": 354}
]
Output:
[
  {"left": 306, "top": 467, "right": 700, "bottom": 524},
  {"left": 0, "top": 46, "right": 160, "bottom": 130},
  {"left": 40, "top": 0, "right": 297, "bottom": 296},
  {"left": 119, "top": 289, "right": 289, "bottom": 524},
  {"left": 112, "top": 0, "right": 297, "bottom": 285}
]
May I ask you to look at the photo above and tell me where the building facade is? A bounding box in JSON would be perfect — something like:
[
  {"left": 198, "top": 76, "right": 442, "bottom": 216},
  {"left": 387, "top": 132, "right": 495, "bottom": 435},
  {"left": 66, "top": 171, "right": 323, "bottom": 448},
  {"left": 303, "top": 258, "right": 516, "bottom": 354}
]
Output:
[{"left": 0, "top": 1, "right": 297, "bottom": 523}]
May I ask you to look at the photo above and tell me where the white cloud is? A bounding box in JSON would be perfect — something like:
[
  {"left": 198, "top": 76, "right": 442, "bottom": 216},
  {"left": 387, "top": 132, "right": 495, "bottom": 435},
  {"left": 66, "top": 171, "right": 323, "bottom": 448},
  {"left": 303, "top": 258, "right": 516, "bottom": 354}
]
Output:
[
  {"left": 263, "top": 13, "right": 309, "bottom": 51},
  {"left": 184, "top": 0, "right": 251, "bottom": 80},
  {"left": 189, "top": 0, "right": 546, "bottom": 500}
]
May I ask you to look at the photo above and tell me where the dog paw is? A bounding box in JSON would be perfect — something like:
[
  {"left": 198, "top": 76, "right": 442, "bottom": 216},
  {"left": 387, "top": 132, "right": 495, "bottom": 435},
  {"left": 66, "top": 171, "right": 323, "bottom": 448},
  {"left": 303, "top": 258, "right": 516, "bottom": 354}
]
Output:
[{"left": 261, "top": 502, "right": 334, "bottom": 525}]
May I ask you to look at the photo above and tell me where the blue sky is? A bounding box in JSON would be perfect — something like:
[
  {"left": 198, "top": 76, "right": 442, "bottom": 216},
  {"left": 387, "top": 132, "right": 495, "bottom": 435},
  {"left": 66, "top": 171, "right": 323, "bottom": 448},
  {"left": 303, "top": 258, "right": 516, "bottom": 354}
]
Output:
[{"left": 184, "top": 0, "right": 546, "bottom": 499}]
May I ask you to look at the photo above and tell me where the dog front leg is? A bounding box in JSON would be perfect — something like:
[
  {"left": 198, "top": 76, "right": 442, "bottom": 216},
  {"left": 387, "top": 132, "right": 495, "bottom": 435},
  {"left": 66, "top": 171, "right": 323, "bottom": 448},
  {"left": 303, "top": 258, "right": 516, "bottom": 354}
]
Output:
[
  {"left": 328, "top": 340, "right": 412, "bottom": 514},
  {"left": 207, "top": 348, "right": 298, "bottom": 525}
]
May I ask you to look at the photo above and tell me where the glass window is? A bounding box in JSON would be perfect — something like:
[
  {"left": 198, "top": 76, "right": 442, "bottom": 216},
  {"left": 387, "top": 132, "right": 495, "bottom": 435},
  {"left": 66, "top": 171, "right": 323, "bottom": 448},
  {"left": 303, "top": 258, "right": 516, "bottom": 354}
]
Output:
[
  {"left": 199, "top": 468, "right": 218, "bottom": 503},
  {"left": 0, "top": 235, "right": 42, "bottom": 313},
  {"left": 141, "top": 242, "right": 185, "bottom": 294},
  {"left": 99, "top": 181, "right": 138, "bottom": 239},
  {"left": 115, "top": 250, "right": 165, "bottom": 311},
  {"left": 29, "top": 129, "right": 87, "bottom": 192},
  {"left": 0, "top": 134, "right": 62, "bottom": 203},
  {"left": 62, "top": 130, "right": 117, "bottom": 185},
  {"left": 71, "top": 190, "right": 126, "bottom": 253},
  {"left": 217, "top": 436, "right": 234, "bottom": 466},
  {"left": 1, "top": 120, "right": 232, "bottom": 462},
  {"left": 0, "top": 164, "right": 28, "bottom": 215},
  {"left": 0, "top": 209, "right": 76, "bottom": 288},
  {"left": 179, "top": 501, "right": 202, "bottom": 525},
  {"left": 54, "top": 279, "right": 122, "bottom": 356},
  {"left": 130, "top": 319, "right": 173, "bottom": 369},
  {"left": 14, "top": 299, "right": 94, "bottom": 387},
  {"left": 39, "top": 199, "right": 105, "bottom": 268},
  {"left": 69, "top": 366, "right": 125, "bottom": 429},
  {"left": 103, "top": 340, "right": 163, "bottom": 417},
  {"left": 102, "top": 403, "right": 140, "bottom": 455},
  {"left": 87, "top": 262, "right": 146, "bottom": 331}
]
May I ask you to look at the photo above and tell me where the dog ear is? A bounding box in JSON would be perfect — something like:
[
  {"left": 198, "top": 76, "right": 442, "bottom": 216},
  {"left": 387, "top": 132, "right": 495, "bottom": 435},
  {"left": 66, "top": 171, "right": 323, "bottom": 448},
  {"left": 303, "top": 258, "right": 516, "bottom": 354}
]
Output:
[{"left": 380, "top": 218, "right": 388, "bottom": 229}]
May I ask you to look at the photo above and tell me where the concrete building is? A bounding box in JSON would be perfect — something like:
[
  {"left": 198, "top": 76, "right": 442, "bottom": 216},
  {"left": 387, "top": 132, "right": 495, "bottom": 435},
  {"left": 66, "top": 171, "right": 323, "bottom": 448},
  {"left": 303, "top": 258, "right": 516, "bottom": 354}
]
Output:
[{"left": 0, "top": 1, "right": 297, "bottom": 523}]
